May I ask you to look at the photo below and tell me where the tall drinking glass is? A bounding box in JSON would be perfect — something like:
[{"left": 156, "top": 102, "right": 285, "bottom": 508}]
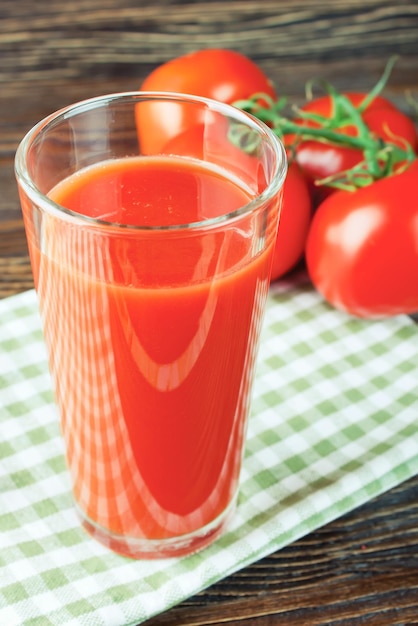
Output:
[{"left": 15, "top": 92, "right": 287, "bottom": 558}]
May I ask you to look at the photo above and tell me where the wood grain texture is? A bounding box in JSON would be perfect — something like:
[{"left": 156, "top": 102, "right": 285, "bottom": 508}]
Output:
[
  {"left": 148, "top": 474, "right": 418, "bottom": 625},
  {"left": 2, "top": 0, "right": 418, "bottom": 78},
  {"left": 0, "top": 221, "right": 33, "bottom": 298},
  {"left": 1, "top": 1, "right": 418, "bottom": 623}
]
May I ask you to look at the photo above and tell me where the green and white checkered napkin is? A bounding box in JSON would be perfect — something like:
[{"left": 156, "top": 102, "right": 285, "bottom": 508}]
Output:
[{"left": 1, "top": 282, "right": 417, "bottom": 626}]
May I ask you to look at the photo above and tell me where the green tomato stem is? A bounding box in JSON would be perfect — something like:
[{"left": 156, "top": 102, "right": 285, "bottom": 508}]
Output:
[{"left": 233, "top": 56, "right": 416, "bottom": 189}]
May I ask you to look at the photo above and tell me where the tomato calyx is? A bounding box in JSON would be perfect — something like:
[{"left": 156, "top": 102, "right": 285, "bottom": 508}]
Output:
[{"left": 234, "top": 57, "right": 417, "bottom": 191}]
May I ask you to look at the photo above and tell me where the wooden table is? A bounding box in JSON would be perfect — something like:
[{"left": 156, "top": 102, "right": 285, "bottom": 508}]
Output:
[{"left": 1, "top": 1, "right": 418, "bottom": 623}]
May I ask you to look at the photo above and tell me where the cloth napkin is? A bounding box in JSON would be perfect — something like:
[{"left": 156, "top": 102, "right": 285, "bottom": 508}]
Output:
[{"left": 1, "top": 281, "right": 417, "bottom": 626}]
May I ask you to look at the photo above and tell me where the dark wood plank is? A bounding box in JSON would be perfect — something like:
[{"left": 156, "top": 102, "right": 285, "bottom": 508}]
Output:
[
  {"left": 148, "top": 474, "right": 418, "bottom": 625},
  {"left": 0, "top": 220, "right": 33, "bottom": 298},
  {"left": 1, "top": 0, "right": 418, "bottom": 81}
]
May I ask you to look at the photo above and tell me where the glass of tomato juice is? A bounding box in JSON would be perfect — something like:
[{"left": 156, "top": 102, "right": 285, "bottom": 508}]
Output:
[{"left": 15, "top": 92, "right": 287, "bottom": 558}]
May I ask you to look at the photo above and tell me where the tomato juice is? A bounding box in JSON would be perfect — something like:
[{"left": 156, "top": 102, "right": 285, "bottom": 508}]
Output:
[{"left": 24, "top": 155, "right": 277, "bottom": 555}]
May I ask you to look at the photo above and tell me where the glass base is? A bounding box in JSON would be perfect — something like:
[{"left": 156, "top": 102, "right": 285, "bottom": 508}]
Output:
[{"left": 77, "top": 496, "right": 237, "bottom": 559}]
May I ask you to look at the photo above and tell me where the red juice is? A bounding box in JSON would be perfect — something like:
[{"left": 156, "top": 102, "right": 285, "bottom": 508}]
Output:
[{"left": 25, "top": 156, "right": 277, "bottom": 552}]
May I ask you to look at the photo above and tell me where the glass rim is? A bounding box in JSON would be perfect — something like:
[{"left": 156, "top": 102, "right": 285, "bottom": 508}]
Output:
[{"left": 14, "top": 90, "right": 287, "bottom": 232}]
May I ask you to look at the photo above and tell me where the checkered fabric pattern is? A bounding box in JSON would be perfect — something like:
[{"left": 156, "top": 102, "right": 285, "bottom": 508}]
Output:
[{"left": 1, "top": 282, "right": 417, "bottom": 626}]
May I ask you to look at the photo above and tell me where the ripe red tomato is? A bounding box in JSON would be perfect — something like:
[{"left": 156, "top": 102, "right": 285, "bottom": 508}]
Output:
[
  {"left": 289, "top": 92, "right": 418, "bottom": 204},
  {"left": 270, "top": 162, "right": 312, "bottom": 281},
  {"left": 145, "top": 113, "right": 311, "bottom": 283},
  {"left": 136, "top": 50, "right": 314, "bottom": 282},
  {"left": 159, "top": 120, "right": 262, "bottom": 193},
  {"left": 137, "top": 49, "right": 276, "bottom": 154},
  {"left": 305, "top": 160, "right": 418, "bottom": 318}
]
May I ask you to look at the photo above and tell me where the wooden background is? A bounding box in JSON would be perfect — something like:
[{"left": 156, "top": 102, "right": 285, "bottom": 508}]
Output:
[{"left": 1, "top": 1, "right": 418, "bottom": 623}]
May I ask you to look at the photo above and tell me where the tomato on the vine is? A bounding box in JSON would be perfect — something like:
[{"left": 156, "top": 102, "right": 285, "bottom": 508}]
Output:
[
  {"left": 270, "top": 162, "right": 312, "bottom": 281},
  {"left": 164, "top": 125, "right": 311, "bottom": 282},
  {"left": 289, "top": 92, "right": 418, "bottom": 203},
  {"left": 136, "top": 49, "right": 276, "bottom": 154},
  {"left": 305, "top": 160, "right": 418, "bottom": 318},
  {"left": 135, "top": 49, "right": 315, "bottom": 280}
]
